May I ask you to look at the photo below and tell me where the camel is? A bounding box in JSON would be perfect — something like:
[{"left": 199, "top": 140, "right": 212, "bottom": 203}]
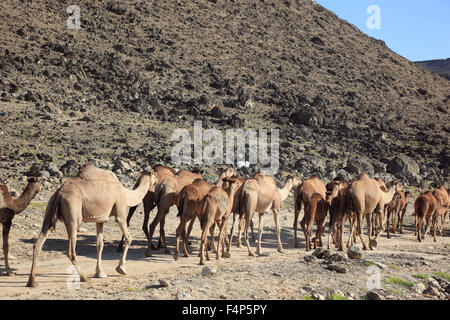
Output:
[
  {"left": 26, "top": 163, "right": 157, "bottom": 288},
  {"left": 325, "top": 179, "right": 352, "bottom": 251},
  {"left": 432, "top": 186, "right": 449, "bottom": 235},
  {"left": 199, "top": 178, "right": 240, "bottom": 264},
  {"left": 414, "top": 191, "right": 439, "bottom": 242},
  {"left": 385, "top": 190, "right": 410, "bottom": 238},
  {"left": 241, "top": 173, "right": 300, "bottom": 256},
  {"left": 347, "top": 172, "right": 400, "bottom": 250},
  {"left": 293, "top": 175, "right": 325, "bottom": 248},
  {"left": 117, "top": 164, "right": 176, "bottom": 251},
  {"left": 0, "top": 177, "right": 43, "bottom": 276},
  {"left": 173, "top": 167, "right": 236, "bottom": 260},
  {"left": 144, "top": 168, "right": 203, "bottom": 257},
  {"left": 300, "top": 193, "right": 328, "bottom": 251}
]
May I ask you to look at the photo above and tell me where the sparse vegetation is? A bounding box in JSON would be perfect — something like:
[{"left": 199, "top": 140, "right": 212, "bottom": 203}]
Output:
[
  {"left": 433, "top": 272, "right": 450, "bottom": 281},
  {"left": 385, "top": 277, "right": 413, "bottom": 288}
]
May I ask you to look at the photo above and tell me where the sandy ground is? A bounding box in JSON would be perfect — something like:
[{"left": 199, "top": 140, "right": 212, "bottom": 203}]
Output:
[{"left": 0, "top": 188, "right": 449, "bottom": 300}]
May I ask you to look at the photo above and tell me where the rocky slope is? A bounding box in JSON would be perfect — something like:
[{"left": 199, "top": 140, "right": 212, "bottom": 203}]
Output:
[{"left": 0, "top": 0, "right": 449, "bottom": 186}]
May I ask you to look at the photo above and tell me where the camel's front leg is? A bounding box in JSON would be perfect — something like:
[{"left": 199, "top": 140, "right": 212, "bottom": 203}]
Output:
[
  {"left": 2, "top": 222, "right": 14, "bottom": 276},
  {"left": 293, "top": 205, "right": 300, "bottom": 248},
  {"left": 94, "top": 223, "right": 107, "bottom": 278},
  {"left": 116, "top": 217, "right": 132, "bottom": 275}
]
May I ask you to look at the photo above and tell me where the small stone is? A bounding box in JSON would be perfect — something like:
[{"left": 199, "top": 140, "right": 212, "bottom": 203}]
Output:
[
  {"left": 328, "top": 253, "right": 346, "bottom": 263},
  {"left": 159, "top": 279, "right": 170, "bottom": 287},
  {"left": 312, "top": 293, "right": 325, "bottom": 300},
  {"left": 312, "top": 247, "right": 330, "bottom": 259},
  {"left": 366, "top": 290, "right": 384, "bottom": 300},
  {"left": 201, "top": 266, "right": 217, "bottom": 276},
  {"left": 347, "top": 246, "right": 362, "bottom": 259},
  {"left": 304, "top": 255, "right": 318, "bottom": 263},
  {"left": 411, "top": 283, "right": 426, "bottom": 294},
  {"left": 327, "top": 264, "right": 347, "bottom": 274},
  {"left": 220, "top": 294, "right": 227, "bottom": 299},
  {"left": 374, "top": 262, "right": 388, "bottom": 270}
]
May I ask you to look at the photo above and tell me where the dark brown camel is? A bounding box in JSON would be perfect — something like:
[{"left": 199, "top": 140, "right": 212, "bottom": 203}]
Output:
[
  {"left": 385, "top": 190, "right": 410, "bottom": 238},
  {"left": 0, "top": 177, "right": 43, "bottom": 276},
  {"left": 300, "top": 193, "right": 328, "bottom": 251}
]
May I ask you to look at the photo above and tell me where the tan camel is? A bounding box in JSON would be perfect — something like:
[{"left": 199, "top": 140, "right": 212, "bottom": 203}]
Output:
[
  {"left": 117, "top": 164, "right": 176, "bottom": 251},
  {"left": 173, "top": 167, "right": 236, "bottom": 260},
  {"left": 293, "top": 175, "right": 325, "bottom": 248},
  {"left": 199, "top": 178, "right": 240, "bottom": 264},
  {"left": 325, "top": 179, "right": 351, "bottom": 251},
  {"left": 241, "top": 174, "right": 300, "bottom": 256},
  {"left": 347, "top": 173, "right": 400, "bottom": 250},
  {"left": 385, "top": 190, "right": 410, "bottom": 238},
  {"left": 0, "top": 177, "right": 43, "bottom": 276},
  {"left": 301, "top": 193, "right": 328, "bottom": 251},
  {"left": 26, "top": 163, "right": 157, "bottom": 287},
  {"left": 144, "top": 168, "right": 203, "bottom": 257}
]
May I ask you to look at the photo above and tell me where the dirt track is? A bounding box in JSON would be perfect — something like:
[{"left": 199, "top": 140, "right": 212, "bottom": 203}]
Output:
[{"left": 0, "top": 187, "right": 449, "bottom": 300}]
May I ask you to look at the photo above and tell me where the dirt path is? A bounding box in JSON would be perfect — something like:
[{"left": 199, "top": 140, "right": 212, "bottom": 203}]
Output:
[{"left": 0, "top": 190, "right": 449, "bottom": 300}]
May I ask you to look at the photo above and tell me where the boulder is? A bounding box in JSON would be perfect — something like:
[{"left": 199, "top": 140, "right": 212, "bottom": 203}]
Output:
[
  {"left": 345, "top": 158, "right": 374, "bottom": 176},
  {"left": 347, "top": 246, "right": 362, "bottom": 259}
]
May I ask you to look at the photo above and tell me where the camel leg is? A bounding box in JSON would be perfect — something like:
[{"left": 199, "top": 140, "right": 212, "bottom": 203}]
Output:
[
  {"left": 293, "top": 206, "right": 300, "bottom": 248},
  {"left": 209, "top": 223, "right": 217, "bottom": 253},
  {"left": 236, "top": 215, "right": 245, "bottom": 247},
  {"left": 117, "top": 205, "right": 138, "bottom": 252},
  {"left": 115, "top": 217, "right": 132, "bottom": 275},
  {"left": 217, "top": 217, "right": 230, "bottom": 260},
  {"left": 256, "top": 213, "right": 265, "bottom": 255},
  {"left": 244, "top": 212, "right": 255, "bottom": 257},
  {"left": 386, "top": 209, "right": 391, "bottom": 239},
  {"left": 174, "top": 216, "right": 189, "bottom": 261},
  {"left": 27, "top": 218, "right": 54, "bottom": 288},
  {"left": 440, "top": 212, "right": 447, "bottom": 236},
  {"left": 416, "top": 217, "right": 422, "bottom": 242},
  {"left": 273, "top": 209, "right": 283, "bottom": 253},
  {"left": 2, "top": 222, "right": 14, "bottom": 276},
  {"left": 199, "top": 222, "right": 209, "bottom": 265},
  {"left": 250, "top": 219, "right": 256, "bottom": 243},
  {"left": 423, "top": 215, "right": 432, "bottom": 240},
  {"left": 357, "top": 214, "right": 369, "bottom": 250},
  {"left": 227, "top": 213, "right": 237, "bottom": 252},
  {"left": 432, "top": 215, "right": 438, "bottom": 242},
  {"left": 159, "top": 216, "right": 171, "bottom": 253},
  {"left": 66, "top": 225, "right": 88, "bottom": 283},
  {"left": 94, "top": 223, "right": 107, "bottom": 278},
  {"left": 185, "top": 215, "right": 196, "bottom": 246},
  {"left": 146, "top": 203, "right": 169, "bottom": 257}
]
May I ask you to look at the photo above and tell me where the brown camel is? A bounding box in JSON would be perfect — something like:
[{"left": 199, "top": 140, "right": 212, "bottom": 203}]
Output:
[
  {"left": 144, "top": 168, "right": 203, "bottom": 257},
  {"left": 293, "top": 175, "right": 325, "bottom": 248},
  {"left": 325, "top": 179, "right": 351, "bottom": 251},
  {"left": 385, "top": 190, "right": 411, "bottom": 238},
  {"left": 199, "top": 178, "right": 240, "bottom": 264},
  {"left": 241, "top": 173, "right": 300, "bottom": 256},
  {"left": 26, "top": 163, "right": 157, "bottom": 287},
  {"left": 432, "top": 185, "right": 449, "bottom": 235},
  {"left": 414, "top": 191, "right": 439, "bottom": 242},
  {"left": 347, "top": 173, "right": 400, "bottom": 250},
  {"left": 117, "top": 164, "right": 176, "bottom": 251},
  {"left": 0, "top": 177, "right": 43, "bottom": 276},
  {"left": 301, "top": 193, "right": 328, "bottom": 251},
  {"left": 173, "top": 167, "right": 236, "bottom": 260}
]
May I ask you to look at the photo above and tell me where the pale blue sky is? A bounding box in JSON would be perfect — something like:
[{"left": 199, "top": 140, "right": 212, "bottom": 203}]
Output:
[{"left": 315, "top": 0, "right": 450, "bottom": 61}]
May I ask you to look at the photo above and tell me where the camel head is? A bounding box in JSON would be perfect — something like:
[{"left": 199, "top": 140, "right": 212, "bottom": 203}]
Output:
[
  {"left": 325, "top": 180, "right": 340, "bottom": 205},
  {"left": 222, "top": 177, "right": 240, "bottom": 194},
  {"left": 140, "top": 169, "right": 158, "bottom": 191},
  {"left": 285, "top": 175, "right": 301, "bottom": 189},
  {"left": 27, "top": 176, "right": 44, "bottom": 193},
  {"left": 218, "top": 166, "right": 236, "bottom": 180}
]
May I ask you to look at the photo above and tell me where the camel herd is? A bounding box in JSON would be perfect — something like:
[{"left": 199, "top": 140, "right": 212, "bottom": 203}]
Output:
[{"left": 0, "top": 162, "right": 448, "bottom": 288}]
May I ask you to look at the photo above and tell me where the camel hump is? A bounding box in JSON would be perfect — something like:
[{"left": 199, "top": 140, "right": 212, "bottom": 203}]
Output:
[
  {"left": 358, "top": 172, "right": 370, "bottom": 180},
  {"left": 77, "top": 163, "right": 119, "bottom": 184}
]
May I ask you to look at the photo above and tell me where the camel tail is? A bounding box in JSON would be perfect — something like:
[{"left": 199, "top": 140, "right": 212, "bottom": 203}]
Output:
[
  {"left": 42, "top": 191, "right": 61, "bottom": 232},
  {"left": 200, "top": 196, "right": 211, "bottom": 230},
  {"left": 239, "top": 191, "right": 249, "bottom": 217},
  {"left": 177, "top": 190, "right": 185, "bottom": 217},
  {"left": 415, "top": 196, "right": 428, "bottom": 219}
]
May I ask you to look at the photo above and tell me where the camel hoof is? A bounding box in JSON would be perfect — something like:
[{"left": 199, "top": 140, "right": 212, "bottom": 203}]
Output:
[
  {"left": 222, "top": 252, "right": 231, "bottom": 258},
  {"left": 115, "top": 265, "right": 127, "bottom": 276},
  {"left": 26, "top": 278, "right": 37, "bottom": 288},
  {"left": 145, "top": 249, "right": 153, "bottom": 257},
  {"left": 94, "top": 272, "right": 107, "bottom": 278},
  {"left": 248, "top": 252, "right": 255, "bottom": 257},
  {"left": 151, "top": 243, "right": 158, "bottom": 250},
  {"left": 236, "top": 244, "right": 241, "bottom": 248},
  {"left": 277, "top": 248, "right": 284, "bottom": 253},
  {"left": 173, "top": 254, "right": 178, "bottom": 261},
  {"left": 199, "top": 261, "right": 205, "bottom": 265}
]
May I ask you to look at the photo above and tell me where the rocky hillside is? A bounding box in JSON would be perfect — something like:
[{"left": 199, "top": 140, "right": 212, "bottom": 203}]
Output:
[
  {"left": 416, "top": 58, "right": 450, "bottom": 81},
  {"left": 0, "top": 0, "right": 449, "bottom": 186}
]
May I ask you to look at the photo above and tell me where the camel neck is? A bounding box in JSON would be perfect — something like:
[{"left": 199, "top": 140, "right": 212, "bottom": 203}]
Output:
[
  {"left": 279, "top": 180, "right": 293, "bottom": 202},
  {"left": 125, "top": 175, "right": 150, "bottom": 207},
  {"left": 10, "top": 183, "right": 39, "bottom": 214}
]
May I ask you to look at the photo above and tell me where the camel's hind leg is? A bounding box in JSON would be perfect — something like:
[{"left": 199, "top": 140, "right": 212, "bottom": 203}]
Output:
[
  {"left": 26, "top": 228, "right": 49, "bottom": 287},
  {"left": 94, "top": 223, "right": 107, "bottom": 278},
  {"left": 227, "top": 212, "right": 237, "bottom": 251},
  {"left": 293, "top": 203, "right": 301, "bottom": 248},
  {"left": 2, "top": 222, "right": 14, "bottom": 276},
  {"left": 256, "top": 213, "right": 265, "bottom": 255},
  {"left": 115, "top": 217, "right": 132, "bottom": 275},
  {"left": 66, "top": 224, "right": 88, "bottom": 283}
]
